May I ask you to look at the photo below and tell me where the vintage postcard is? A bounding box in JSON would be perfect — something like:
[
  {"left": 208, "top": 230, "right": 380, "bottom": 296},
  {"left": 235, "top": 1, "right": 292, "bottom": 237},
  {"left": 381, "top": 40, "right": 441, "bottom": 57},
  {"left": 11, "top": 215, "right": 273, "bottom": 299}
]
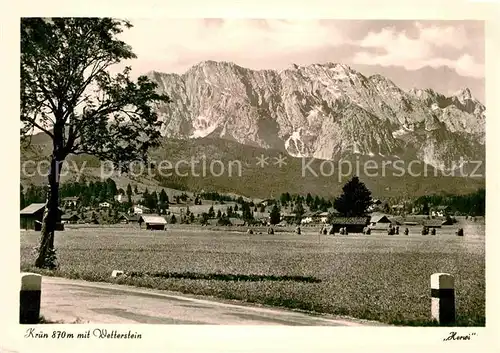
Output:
[{"left": 3, "top": 0, "right": 500, "bottom": 352}]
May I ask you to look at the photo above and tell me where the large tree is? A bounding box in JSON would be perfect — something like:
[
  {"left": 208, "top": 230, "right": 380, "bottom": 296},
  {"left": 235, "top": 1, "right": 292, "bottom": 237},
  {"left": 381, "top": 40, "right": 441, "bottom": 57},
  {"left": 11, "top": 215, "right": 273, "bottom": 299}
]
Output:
[
  {"left": 208, "top": 206, "right": 215, "bottom": 218},
  {"left": 159, "top": 188, "right": 169, "bottom": 210},
  {"left": 334, "top": 176, "right": 372, "bottom": 217},
  {"left": 422, "top": 202, "right": 430, "bottom": 215},
  {"left": 20, "top": 185, "right": 26, "bottom": 210},
  {"left": 241, "top": 202, "right": 254, "bottom": 222},
  {"left": 21, "top": 18, "right": 170, "bottom": 268},
  {"left": 126, "top": 183, "right": 133, "bottom": 203},
  {"left": 269, "top": 204, "right": 281, "bottom": 225},
  {"left": 105, "top": 178, "right": 117, "bottom": 197},
  {"left": 293, "top": 201, "right": 305, "bottom": 225}
]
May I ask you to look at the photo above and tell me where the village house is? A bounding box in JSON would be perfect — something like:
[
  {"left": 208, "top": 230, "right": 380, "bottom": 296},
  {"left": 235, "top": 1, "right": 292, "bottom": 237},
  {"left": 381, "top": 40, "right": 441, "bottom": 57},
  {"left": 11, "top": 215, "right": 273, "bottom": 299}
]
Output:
[
  {"left": 61, "top": 213, "right": 80, "bottom": 224},
  {"left": 259, "top": 199, "right": 275, "bottom": 207},
  {"left": 431, "top": 206, "right": 449, "bottom": 217},
  {"left": 138, "top": 215, "right": 167, "bottom": 230},
  {"left": 116, "top": 213, "right": 139, "bottom": 224},
  {"left": 300, "top": 215, "right": 313, "bottom": 225},
  {"left": 229, "top": 218, "right": 246, "bottom": 226},
  {"left": 20, "top": 203, "right": 64, "bottom": 231},
  {"left": 390, "top": 204, "right": 406, "bottom": 215},
  {"left": 133, "top": 205, "right": 150, "bottom": 214},
  {"left": 255, "top": 216, "right": 269, "bottom": 226},
  {"left": 367, "top": 199, "right": 383, "bottom": 212},
  {"left": 99, "top": 201, "right": 111, "bottom": 208},
  {"left": 329, "top": 217, "right": 370, "bottom": 234},
  {"left": 61, "top": 196, "right": 80, "bottom": 209},
  {"left": 206, "top": 218, "right": 219, "bottom": 227},
  {"left": 311, "top": 211, "right": 330, "bottom": 224},
  {"left": 280, "top": 212, "right": 297, "bottom": 224}
]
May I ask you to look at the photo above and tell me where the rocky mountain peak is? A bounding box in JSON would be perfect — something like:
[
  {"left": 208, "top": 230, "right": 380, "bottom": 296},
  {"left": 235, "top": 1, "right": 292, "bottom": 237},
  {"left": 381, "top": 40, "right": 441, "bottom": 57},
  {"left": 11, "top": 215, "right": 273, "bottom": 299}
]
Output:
[
  {"left": 148, "top": 60, "right": 485, "bottom": 170},
  {"left": 368, "top": 73, "right": 401, "bottom": 87},
  {"left": 453, "top": 87, "right": 473, "bottom": 102}
]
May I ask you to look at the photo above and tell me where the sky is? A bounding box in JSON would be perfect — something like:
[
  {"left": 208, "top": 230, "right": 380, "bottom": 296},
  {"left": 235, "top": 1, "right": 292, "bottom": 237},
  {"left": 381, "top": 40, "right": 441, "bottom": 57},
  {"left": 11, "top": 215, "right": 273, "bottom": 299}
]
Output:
[{"left": 115, "top": 19, "right": 485, "bottom": 102}]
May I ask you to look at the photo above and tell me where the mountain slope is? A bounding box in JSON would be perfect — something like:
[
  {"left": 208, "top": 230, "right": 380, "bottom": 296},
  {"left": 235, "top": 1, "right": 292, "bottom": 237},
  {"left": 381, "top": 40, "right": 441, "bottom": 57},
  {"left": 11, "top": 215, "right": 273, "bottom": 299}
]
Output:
[{"left": 21, "top": 133, "right": 485, "bottom": 200}]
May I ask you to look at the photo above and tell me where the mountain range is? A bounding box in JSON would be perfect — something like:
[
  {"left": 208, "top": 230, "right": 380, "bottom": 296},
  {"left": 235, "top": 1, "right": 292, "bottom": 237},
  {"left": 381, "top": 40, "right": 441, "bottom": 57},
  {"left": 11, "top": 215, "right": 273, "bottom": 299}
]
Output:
[
  {"left": 147, "top": 60, "right": 485, "bottom": 171},
  {"left": 20, "top": 61, "right": 486, "bottom": 199}
]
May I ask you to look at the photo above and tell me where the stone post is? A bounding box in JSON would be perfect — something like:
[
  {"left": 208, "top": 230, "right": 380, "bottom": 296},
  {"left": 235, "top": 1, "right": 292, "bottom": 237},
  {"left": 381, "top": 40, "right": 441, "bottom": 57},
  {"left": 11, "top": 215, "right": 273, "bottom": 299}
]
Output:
[
  {"left": 431, "top": 273, "right": 455, "bottom": 325},
  {"left": 20, "top": 273, "right": 42, "bottom": 324}
]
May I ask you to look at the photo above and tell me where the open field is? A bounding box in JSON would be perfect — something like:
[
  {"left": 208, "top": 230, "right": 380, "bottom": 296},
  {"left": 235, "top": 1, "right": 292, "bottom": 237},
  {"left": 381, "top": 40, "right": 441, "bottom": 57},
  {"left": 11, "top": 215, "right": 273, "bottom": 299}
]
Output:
[{"left": 20, "top": 224, "right": 485, "bottom": 326}]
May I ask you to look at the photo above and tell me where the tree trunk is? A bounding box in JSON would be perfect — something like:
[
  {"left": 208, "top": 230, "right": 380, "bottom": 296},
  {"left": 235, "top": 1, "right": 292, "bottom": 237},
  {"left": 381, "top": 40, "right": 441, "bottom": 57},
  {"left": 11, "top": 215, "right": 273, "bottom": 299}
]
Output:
[{"left": 35, "top": 156, "right": 63, "bottom": 269}]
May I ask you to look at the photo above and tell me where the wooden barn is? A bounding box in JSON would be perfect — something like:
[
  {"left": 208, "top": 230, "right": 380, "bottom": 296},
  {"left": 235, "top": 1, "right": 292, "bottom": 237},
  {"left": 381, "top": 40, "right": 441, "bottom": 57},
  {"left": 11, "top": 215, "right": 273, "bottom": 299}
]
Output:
[
  {"left": 117, "top": 213, "right": 139, "bottom": 224},
  {"left": 61, "top": 213, "right": 80, "bottom": 224},
  {"left": 61, "top": 196, "right": 80, "bottom": 209},
  {"left": 229, "top": 218, "right": 246, "bottom": 226},
  {"left": 369, "top": 213, "right": 392, "bottom": 229},
  {"left": 312, "top": 211, "right": 330, "bottom": 224},
  {"left": 138, "top": 215, "right": 168, "bottom": 230},
  {"left": 329, "top": 217, "right": 370, "bottom": 234},
  {"left": 281, "top": 213, "right": 297, "bottom": 224},
  {"left": 20, "top": 203, "right": 63, "bottom": 230},
  {"left": 424, "top": 219, "right": 443, "bottom": 229},
  {"left": 441, "top": 217, "right": 457, "bottom": 226}
]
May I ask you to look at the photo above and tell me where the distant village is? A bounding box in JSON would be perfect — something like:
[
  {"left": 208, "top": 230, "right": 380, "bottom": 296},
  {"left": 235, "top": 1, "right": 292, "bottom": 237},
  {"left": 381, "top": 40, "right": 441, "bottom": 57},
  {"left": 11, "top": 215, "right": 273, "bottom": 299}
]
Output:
[{"left": 19, "top": 178, "right": 484, "bottom": 233}]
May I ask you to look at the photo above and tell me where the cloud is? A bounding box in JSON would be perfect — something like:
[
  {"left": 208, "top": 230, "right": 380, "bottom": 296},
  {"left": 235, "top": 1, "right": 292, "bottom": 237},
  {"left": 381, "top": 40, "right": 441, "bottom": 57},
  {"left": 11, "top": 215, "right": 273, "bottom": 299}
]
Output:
[
  {"left": 359, "top": 27, "right": 433, "bottom": 63},
  {"left": 108, "top": 19, "right": 484, "bottom": 97},
  {"left": 115, "top": 19, "right": 348, "bottom": 75},
  {"left": 416, "top": 22, "right": 468, "bottom": 49},
  {"left": 352, "top": 22, "right": 484, "bottom": 78}
]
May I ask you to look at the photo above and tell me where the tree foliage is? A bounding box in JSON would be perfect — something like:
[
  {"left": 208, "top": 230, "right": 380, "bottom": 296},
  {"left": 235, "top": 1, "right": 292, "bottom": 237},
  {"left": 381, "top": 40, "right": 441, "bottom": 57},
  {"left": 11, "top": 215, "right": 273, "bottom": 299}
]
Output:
[
  {"left": 199, "top": 192, "right": 235, "bottom": 203},
  {"left": 269, "top": 204, "right": 281, "bottom": 225},
  {"left": 422, "top": 202, "right": 430, "bottom": 215},
  {"left": 126, "top": 183, "right": 132, "bottom": 203},
  {"left": 20, "top": 185, "right": 26, "bottom": 210},
  {"left": 413, "top": 189, "right": 485, "bottom": 216},
  {"left": 21, "top": 18, "right": 170, "bottom": 269},
  {"left": 241, "top": 202, "right": 254, "bottom": 222},
  {"left": 21, "top": 18, "right": 169, "bottom": 165},
  {"left": 293, "top": 201, "right": 305, "bottom": 224},
  {"left": 334, "top": 176, "right": 372, "bottom": 217},
  {"left": 208, "top": 206, "right": 215, "bottom": 218}
]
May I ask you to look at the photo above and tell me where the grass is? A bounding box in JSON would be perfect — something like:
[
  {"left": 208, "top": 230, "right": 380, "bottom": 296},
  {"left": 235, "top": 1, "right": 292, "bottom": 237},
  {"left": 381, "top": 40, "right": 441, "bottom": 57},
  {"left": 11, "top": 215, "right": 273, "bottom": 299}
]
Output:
[
  {"left": 38, "top": 315, "right": 87, "bottom": 324},
  {"left": 20, "top": 225, "right": 485, "bottom": 326},
  {"left": 38, "top": 315, "right": 57, "bottom": 324}
]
